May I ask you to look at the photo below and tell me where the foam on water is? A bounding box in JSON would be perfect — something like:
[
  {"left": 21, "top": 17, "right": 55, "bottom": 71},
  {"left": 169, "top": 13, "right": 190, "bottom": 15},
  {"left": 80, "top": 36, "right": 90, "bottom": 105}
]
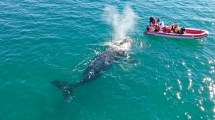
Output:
[{"left": 104, "top": 37, "right": 132, "bottom": 52}]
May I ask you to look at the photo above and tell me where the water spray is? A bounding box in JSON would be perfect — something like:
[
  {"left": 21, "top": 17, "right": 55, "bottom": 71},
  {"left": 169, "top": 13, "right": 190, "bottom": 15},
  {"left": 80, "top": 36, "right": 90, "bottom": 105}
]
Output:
[{"left": 104, "top": 4, "right": 138, "bottom": 41}]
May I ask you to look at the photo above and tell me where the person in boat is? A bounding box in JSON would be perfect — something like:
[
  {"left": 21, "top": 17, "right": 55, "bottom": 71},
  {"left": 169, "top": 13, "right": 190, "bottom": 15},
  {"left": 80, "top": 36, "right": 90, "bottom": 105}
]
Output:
[
  {"left": 162, "top": 26, "right": 166, "bottom": 32},
  {"left": 179, "top": 27, "right": 186, "bottom": 34},
  {"left": 154, "top": 23, "right": 160, "bottom": 32},
  {"left": 169, "top": 22, "right": 174, "bottom": 31},
  {"left": 146, "top": 24, "right": 155, "bottom": 31},
  {"left": 149, "top": 16, "right": 156, "bottom": 25},
  {"left": 157, "top": 18, "right": 160, "bottom": 24},
  {"left": 163, "top": 22, "right": 173, "bottom": 33},
  {"left": 173, "top": 23, "right": 180, "bottom": 33},
  {"left": 160, "top": 21, "right": 164, "bottom": 29}
]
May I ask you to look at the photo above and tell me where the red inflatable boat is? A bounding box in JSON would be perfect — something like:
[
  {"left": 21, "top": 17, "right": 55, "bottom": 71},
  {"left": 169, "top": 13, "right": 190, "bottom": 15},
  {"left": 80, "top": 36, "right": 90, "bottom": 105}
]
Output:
[{"left": 144, "top": 27, "right": 209, "bottom": 39}]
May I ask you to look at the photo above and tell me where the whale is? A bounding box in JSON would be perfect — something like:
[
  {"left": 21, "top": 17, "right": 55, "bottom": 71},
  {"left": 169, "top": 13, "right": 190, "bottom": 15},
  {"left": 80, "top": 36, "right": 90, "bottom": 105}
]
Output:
[{"left": 52, "top": 37, "right": 132, "bottom": 101}]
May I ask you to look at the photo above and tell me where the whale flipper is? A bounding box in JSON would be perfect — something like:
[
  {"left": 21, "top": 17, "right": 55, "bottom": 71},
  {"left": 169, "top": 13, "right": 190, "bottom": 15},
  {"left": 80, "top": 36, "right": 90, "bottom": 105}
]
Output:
[{"left": 52, "top": 80, "right": 74, "bottom": 101}]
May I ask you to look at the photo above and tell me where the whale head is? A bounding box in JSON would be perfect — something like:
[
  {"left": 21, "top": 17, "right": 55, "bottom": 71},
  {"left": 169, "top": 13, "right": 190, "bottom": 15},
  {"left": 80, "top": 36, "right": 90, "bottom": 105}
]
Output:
[
  {"left": 119, "top": 37, "right": 132, "bottom": 45},
  {"left": 116, "top": 37, "right": 132, "bottom": 52}
]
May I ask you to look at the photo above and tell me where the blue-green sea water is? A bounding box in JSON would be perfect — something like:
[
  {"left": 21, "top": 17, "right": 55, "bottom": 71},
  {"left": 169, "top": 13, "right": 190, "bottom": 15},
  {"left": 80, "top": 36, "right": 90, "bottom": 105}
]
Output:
[{"left": 0, "top": 0, "right": 215, "bottom": 120}]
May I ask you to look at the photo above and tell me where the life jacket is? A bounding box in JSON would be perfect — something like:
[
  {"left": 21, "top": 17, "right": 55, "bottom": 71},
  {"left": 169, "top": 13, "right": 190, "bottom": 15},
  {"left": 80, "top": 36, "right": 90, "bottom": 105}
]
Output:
[
  {"left": 173, "top": 27, "right": 176, "bottom": 32},
  {"left": 157, "top": 26, "right": 160, "bottom": 31},
  {"left": 174, "top": 27, "right": 180, "bottom": 33},
  {"left": 162, "top": 26, "right": 166, "bottom": 31},
  {"left": 154, "top": 25, "right": 160, "bottom": 32},
  {"left": 166, "top": 27, "right": 171, "bottom": 33}
]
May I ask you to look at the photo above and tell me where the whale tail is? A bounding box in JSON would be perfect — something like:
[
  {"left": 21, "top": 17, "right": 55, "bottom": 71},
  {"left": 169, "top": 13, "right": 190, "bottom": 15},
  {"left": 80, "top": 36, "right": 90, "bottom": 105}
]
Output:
[{"left": 52, "top": 80, "right": 75, "bottom": 102}]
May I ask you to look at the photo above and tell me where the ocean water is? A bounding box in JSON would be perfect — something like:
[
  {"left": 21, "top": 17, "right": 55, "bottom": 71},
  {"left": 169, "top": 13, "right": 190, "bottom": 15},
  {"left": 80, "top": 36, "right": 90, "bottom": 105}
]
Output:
[{"left": 0, "top": 0, "right": 215, "bottom": 120}]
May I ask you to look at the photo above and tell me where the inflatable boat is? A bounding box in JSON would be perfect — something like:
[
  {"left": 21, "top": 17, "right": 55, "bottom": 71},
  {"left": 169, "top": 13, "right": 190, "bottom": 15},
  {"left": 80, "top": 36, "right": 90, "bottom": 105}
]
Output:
[{"left": 144, "top": 28, "right": 209, "bottom": 39}]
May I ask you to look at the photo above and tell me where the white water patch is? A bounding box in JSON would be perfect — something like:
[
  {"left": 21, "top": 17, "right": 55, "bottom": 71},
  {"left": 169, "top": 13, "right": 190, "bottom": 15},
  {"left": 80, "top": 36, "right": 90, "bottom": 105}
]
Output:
[
  {"left": 115, "top": 40, "right": 132, "bottom": 52},
  {"left": 103, "top": 37, "right": 132, "bottom": 52},
  {"left": 188, "top": 78, "right": 193, "bottom": 90},
  {"left": 202, "top": 77, "right": 215, "bottom": 107},
  {"left": 177, "top": 79, "right": 182, "bottom": 90},
  {"left": 104, "top": 4, "right": 138, "bottom": 41}
]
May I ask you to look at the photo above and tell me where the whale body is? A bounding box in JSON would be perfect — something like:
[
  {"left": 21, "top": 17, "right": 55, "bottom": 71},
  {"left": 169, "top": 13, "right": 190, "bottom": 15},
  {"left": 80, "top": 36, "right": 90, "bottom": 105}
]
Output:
[{"left": 52, "top": 37, "right": 132, "bottom": 101}]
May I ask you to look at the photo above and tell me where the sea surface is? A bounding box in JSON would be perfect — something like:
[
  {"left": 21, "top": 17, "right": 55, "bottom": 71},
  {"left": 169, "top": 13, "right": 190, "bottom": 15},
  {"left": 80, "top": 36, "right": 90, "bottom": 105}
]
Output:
[{"left": 0, "top": 0, "right": 215, "bottom": 120}]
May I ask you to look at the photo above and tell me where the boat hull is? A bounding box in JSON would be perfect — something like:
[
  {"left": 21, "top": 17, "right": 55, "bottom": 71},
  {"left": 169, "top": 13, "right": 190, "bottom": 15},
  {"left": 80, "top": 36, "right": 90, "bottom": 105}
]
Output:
[{"left": 144, "top": 28, "right": 209, "bottom": 39}]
